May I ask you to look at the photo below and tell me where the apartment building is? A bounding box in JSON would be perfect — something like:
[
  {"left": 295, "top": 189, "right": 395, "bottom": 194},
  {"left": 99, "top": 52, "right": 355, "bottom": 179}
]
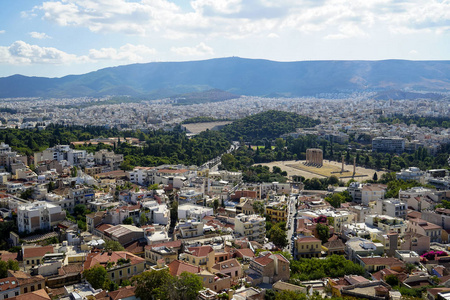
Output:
[
  {"left": 234, "top": 214, "right": 266, "bottom": 244},
  {"left": 17, "top": 201, "right": 66, "bottom": 233},
  {"left": 372, "top": 136, "right": 405, "bottom": 153}
]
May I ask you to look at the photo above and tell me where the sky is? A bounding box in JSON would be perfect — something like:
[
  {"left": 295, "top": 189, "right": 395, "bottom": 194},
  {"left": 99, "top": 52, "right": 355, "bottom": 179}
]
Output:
[{"left": 0, "top": 0, "right": 449, "bottom": 78}]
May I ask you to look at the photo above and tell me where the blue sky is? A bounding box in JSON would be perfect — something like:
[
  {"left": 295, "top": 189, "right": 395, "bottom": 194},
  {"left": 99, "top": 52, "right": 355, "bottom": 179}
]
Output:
[{"left": 0, "top": 0, "right": 449, "bottom": 77}]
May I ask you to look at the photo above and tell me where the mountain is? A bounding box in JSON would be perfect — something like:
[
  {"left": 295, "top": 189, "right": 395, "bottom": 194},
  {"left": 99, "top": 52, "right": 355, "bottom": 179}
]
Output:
[{"left": 1, "top": 57, "right": 450, "bottom": 98}]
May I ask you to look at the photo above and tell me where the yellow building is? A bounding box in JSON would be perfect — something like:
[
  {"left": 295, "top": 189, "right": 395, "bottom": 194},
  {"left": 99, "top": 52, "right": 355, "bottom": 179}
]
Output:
[
  {"left": 266, "top": 203, "right": 287, "bottom": 223},
  {"left": 84, "top": 251, "right": 145, "bottom": 284},
  {"left": 295, "top": 236, "right": 322, "bottom": 259},
  {"left": 183, "top": 246, "right": 215, "bottom": 272}
]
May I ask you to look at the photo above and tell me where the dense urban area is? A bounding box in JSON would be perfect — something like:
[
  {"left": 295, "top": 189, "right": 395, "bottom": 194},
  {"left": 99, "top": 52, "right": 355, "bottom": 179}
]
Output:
[{"left": 0, "top": 94, "right": 450, "bottom": 300}]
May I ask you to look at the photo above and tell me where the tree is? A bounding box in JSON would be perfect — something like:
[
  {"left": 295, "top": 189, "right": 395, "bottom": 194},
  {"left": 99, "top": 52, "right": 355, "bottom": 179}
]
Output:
[
  {"left": 315, "top": 223, "right": 329, "bottom": 244},
  {"left": 123, "top": 217, "right": 133, "bottom": 225},
  {"left": 148, "top": 183, "right": 159, "bottom": 190},
  {"left": 0, "top": 259, "right": 19, "bottom": 279},
  {"left": 252, "top": 201, "right": 265, "bottom": 216},
  {"left": 133, "top": 269, "right": 172, "bottom": 300},
  {"left": 385, "top": 274, "right": 399, "bottom": 287},
  {"left": 213, "top": 199, "right": 219, "bottom": 212},
  {"left": 104, "top": 240, "right": 125, "bottom": 251},
  {"left": 268, "top": 226, "right": 288, "bottom": 249},
  {"left": 169, "top": 272, "right": 203, "bottom": 300},
  {"left": 373, "top": 172, "right": 378, "bottom": 182},
  {"left": 71, "top": 166, "right": 78, "bottom": 177},
  {"left": 83, "top": 265, "right": 108, "bottom": 289},
  {"left": 139, "top": 213, "right": 148, "bottom": 226}
]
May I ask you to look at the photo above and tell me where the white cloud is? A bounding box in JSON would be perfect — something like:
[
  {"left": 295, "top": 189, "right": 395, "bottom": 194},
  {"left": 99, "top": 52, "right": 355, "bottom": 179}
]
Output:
[
  {"left": 29, "top": 32, "right": 52, "bottom": 39},
  {"left": 0, "top": 41, "right": 156, "bottom": 65},
  {"left": 267, "top": 33, "right": 279, "bottom": 38},
  {"left": 0, "top": 30, "right": 5, "bottom": 34},
  {"left": 170, "top": 42, "right": 214, "bottom": 56},
  {"left": 0, "top": 41, "right": 86, "bottom": 64},
  {"left": 409, "top": 50, "right": 418, "bottom": 55},
  {"left": 88, "top": 44, "right": 157, "bottom": 62},
  {"left": 27, "top": 0, "right": 450, "bottom": 41}
]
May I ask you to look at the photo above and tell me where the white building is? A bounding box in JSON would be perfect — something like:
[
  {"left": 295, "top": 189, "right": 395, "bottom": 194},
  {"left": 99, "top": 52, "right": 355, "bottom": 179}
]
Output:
[
  {"left": 142, "top": 201, "right": 170, "bottom": 225},
  {"left": 234, "top": 213, "right": 266, "bottom": 244},
  {"left": 178, "top": 203, "right": 213, "bottom": 220},
  {"left": 374, "top": 199, "right": 407, "bottom": 219},
  {"left": 17, "top": 201, "right": 66, "bottom": 233},
  {"left": 396, "top": 167, "right": 426, "bottom": 184},
  {"left": 34, "top": 145, "right": 87, "bottom": 166}
]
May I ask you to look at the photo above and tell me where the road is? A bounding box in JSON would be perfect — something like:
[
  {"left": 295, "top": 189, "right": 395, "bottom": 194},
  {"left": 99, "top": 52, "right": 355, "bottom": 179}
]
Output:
[
  {"left": 285, "top": 194, "right": 297, "bottom": 256},
  {"left": 200, "top": 141, "right": 240, "bottom": 171}
]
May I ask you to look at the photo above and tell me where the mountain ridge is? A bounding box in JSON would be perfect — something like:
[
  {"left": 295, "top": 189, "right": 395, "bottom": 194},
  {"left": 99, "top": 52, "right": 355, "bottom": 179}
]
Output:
[{"left": 1, "top": 57, "right": 450, "bottom": 98}]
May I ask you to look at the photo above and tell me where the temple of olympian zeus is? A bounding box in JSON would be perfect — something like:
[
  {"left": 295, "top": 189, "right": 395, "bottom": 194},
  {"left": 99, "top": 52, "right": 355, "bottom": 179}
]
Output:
[{"left": 305, "top": 148, "right": 323, "bottom": 167}]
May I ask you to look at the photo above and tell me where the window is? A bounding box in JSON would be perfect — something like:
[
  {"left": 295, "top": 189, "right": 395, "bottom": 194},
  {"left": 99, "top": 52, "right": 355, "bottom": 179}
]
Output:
[
  {"left": 119, "top": 270, "right": 122, "bottom": 277},
  {"left": 128, "top": 268, "right": 130, "bottom": 274},
  {"left": 31, "top": 286, "right": 35, "bottom": 292},
  {"left": 4, "top": 295, "right": 9, "bottom": 299},
  {"left": 134, "top": 266, "right": 137, "bottom": 273},
  {"left": 15, "top": 292, "right": 18, "bottom": 296},
  {"left": 24, "top": 288, "right": 27, "bottom": 293},
  {"left": 38, "top": 284, "right": 42, "bottom": 289},
  {"left": 111, "top": 272, "right": 115, "bottom": 279},
  {"left": 32, "top": 260, "right": 35, "bottom": 264}
]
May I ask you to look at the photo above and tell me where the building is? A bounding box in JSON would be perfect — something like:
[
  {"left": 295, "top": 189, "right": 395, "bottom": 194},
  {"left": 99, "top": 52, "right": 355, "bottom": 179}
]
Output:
[
  {"left": 8, "top": 271, "right": 45, "bottom": 295},
  {"left": 265, "top": 202, "right": 287, "bottom": 223},
  {"left": 294, "top": 236, "right": 322, "bottom": 259},
  {"left": 93, "top": 149, "right": 123, "bottom": 171},
  {"left": 21, "top": 245, "right": 54, "bottom": 268},
  {"left": 145, "top": 241, "right": 181, "bottom": 265},
  {"left": 234, "top": 214, "right": 266, "bottom": 244},
  {"left": 361, "top": 184, "right": 387, "bottom": 206},
  {"left": 374, "top": 199, "right": 407, "bottom": 219},
  {"left": 34, "top": 145, "right": 87, "bottom": 166},
  {"left": 396, "top": 167, "right": 426, "bottom": 183},
  {"left": 0, "top": 277, "right": 20, "bottom": 299},
  {"left": 246, "top": 252, "right": 290, "bottom": 285},
  {"left": 407, "top": 218, "right": 442, "bottom": 243},
  {"left": 305, "top": 148, "right": 323, "bottom": 166},
  {"left": 83, "top": 251, "right": 145, "bottom": 284},
  {"left": 103, "top": 225, "right": 144, "bottom": 245},
  {"left": 17, "top": 202, "right": 66, "bottom": 233},
  {"left": 183, "top": 246, "right": 215, "bottom": 271},
  {"left": 372, "top": 137, "right": 405, "bottom": 153}
]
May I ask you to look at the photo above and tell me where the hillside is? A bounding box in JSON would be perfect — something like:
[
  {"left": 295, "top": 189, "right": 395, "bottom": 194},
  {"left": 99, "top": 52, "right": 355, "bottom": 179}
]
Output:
[
  {"left": 1, "top": 57, "right": 450, "bottom": 98},
  {"left": 220, "top": 110, "right": 320, "bottom": 142}
]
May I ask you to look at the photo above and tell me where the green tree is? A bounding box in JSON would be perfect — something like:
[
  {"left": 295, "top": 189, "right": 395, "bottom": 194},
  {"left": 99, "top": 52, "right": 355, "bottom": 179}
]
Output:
[
  {"left": 83, "top": 265, "right": 108, "bottom": 289},
  {"left": 385, "top": 274, "right": 399, "bottom": 287},
  {"left": 0, "top": 259, "right": 19, "bottom": 278},
  {"left": 169, "top": 272, "right": 203, "bottom": 300},
  {"left": 316, "top": 223, "right": 329, "bottom": 244},
  {"left": 252, "top": 201, "right": 265, "bottom": 216},
  {"left": 268, "top": 226, "right": 288, "bottom": 249},
  {"left": 140, "top": 213, "right": 148, "bottom": 226},
  {"left": 133, "top": 269, "right": 172, "bottom": 300},
  {"left": 104, "top": 240, "right": 125, "bottom": 251},
  {"left": 71, "top": 166, "right": 78, "bottom": 177},
  {"left": 373, "top": 172, "right": 378, "bottom": 182},
  {"left": 123, "top": 217, "right": 133, "bottom": 224},
  {"left": 213, "top": 199, "right": 219, "bottom": 212}
]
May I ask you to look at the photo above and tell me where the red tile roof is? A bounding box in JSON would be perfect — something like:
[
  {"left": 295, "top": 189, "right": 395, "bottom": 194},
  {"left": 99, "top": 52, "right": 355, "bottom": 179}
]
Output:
[
  {"left": 84, "top": 251, "right": 145, "bottom": 270},
  {"left": 187, "top": 246, "right": 214, "bottom": 257},
  {"left": 235, "top": 248, "right": 255, "bottom": 258},
  {"left": 254, "top": 253, "right": 273, "bottom": 266},
  {"left": 108, "top": 286, "right": 136, "bottom": 300},
  {"left": 22, "top": 246, "right": 54, "bottom": 259},
  {"left": 0, "top": 277, "right": 18, "bottom": 292},
  {"left": 10, "top": 289, "right": 50, "bottom": 300},
  {"left": 95, "top": 223, "right": 113, "bottom": 233},
  {"left": 168, "top": 260, "right": 201, "bottom": 277}
]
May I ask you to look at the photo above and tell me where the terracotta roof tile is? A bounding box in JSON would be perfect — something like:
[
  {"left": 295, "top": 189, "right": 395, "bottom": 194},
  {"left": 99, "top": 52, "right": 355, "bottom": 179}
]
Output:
[
  {"left": 108, "top": 286, "right": 136, "bottom": 300},
  {"left": 186, "top": 246, "right": 214, "bottom": 257},
  {"left": 84, "top": 251, "right": 145, "bottom": 270},
  {"left": 23, "top": 246, "right": 54, "bottom": 259},
  {"left": 10, "top": 289, "right": 50, "bottom": 300},
  {"left": 145, "top": 240, "right": 182, "bottom": 250},
  {"left": 168, "top": 260, "right": 201, "bottom": 277},
  {"left": 0, "top": 277, "right": 18, "bottom": 292},
  {"left": 254, "top": 253, "right": 273, "bottom": 266}
]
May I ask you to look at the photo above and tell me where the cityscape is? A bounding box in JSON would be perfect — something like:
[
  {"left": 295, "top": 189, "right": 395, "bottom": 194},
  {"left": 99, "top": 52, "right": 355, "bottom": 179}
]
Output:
[{"left": 1, "top": 0, "right": 450, "bottom": 300}]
